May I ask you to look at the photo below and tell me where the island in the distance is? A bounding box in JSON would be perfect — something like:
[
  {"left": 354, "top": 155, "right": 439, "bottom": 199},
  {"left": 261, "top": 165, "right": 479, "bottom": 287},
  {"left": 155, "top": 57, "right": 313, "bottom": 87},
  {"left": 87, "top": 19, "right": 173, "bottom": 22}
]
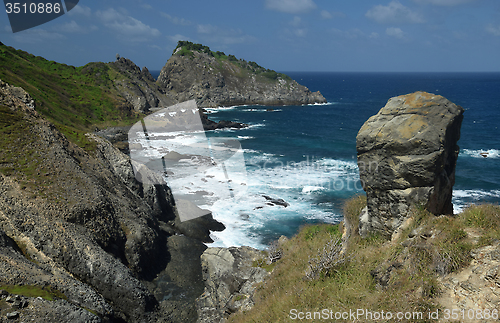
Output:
[{"left": 111, "top": 41, "right": 326, "bottom": 113}]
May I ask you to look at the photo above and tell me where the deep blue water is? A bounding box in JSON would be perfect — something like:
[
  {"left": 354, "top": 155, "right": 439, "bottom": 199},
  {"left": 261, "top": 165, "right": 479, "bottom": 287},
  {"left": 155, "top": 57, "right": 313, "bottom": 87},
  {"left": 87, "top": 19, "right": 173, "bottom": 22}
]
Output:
[{"left": 150, "top": 71, "right": 500, "bottom": 248}]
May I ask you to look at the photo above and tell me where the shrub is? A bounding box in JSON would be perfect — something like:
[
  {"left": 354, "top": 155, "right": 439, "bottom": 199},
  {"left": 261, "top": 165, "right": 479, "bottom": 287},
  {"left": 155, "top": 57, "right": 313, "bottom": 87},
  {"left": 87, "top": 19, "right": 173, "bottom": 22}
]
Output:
[
  {"left": 177, "top": 47, "right": 194, "bottom": 57},
  {"left": 304, "top": 236, "right": 349, "bottom": 280},
  {"left": 266, "top": 240, "right": 283, "bottom": 264},
  {"left": 261, "top": 71, "right": 278, "bottom": 80}
]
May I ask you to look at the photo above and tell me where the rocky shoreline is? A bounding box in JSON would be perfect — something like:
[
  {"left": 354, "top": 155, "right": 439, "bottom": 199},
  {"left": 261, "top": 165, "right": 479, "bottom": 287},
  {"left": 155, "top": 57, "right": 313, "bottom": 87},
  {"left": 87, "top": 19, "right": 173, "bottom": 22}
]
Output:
[
  {"left": 106, "top": 42, "right": 326, "bottom": 114},
  {"left": 0, "top": 80, "right": 242, "bottom": 322}
]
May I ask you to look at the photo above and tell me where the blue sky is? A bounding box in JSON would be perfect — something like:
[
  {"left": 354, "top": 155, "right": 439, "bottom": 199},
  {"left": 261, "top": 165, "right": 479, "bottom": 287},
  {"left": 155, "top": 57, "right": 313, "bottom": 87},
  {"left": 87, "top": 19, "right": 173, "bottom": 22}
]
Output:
[{"left": 1, "top": 0, "right": 500, "bottom": 72}]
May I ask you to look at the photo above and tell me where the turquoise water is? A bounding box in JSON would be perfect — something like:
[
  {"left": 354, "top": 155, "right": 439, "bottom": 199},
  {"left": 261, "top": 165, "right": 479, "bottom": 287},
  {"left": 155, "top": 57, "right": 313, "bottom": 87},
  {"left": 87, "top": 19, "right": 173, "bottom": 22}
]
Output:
[{"left": 151, "top": 72, "right": 500, "bottom": 248}]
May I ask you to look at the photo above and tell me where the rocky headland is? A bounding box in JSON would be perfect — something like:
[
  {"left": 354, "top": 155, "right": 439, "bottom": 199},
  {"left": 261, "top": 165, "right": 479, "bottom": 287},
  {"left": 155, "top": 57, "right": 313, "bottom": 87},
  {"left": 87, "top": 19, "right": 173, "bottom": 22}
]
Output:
[{"left": 156, "top": 42, "right": 326, "bottom": 108}]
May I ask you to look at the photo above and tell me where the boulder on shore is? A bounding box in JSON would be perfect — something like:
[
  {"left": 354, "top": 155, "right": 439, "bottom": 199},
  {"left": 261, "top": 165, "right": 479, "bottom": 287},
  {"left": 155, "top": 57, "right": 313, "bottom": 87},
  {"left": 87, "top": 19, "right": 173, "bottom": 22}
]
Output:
[{"left": 356, "top": 92, "right": 464, "bottom": 238}]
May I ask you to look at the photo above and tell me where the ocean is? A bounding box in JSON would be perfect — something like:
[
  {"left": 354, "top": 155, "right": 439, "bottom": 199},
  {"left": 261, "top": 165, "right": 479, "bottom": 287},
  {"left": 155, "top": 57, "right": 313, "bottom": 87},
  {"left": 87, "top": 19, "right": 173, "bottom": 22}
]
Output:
[{"left": 149, "top": 72, "right": 500, "bottom": 249}]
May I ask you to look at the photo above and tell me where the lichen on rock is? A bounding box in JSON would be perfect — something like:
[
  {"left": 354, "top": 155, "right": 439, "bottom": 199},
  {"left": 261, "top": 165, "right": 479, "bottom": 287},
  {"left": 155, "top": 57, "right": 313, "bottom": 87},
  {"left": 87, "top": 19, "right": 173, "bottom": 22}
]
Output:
[{"left": 356, "top": 92, "right": 464, "bottom": 238}]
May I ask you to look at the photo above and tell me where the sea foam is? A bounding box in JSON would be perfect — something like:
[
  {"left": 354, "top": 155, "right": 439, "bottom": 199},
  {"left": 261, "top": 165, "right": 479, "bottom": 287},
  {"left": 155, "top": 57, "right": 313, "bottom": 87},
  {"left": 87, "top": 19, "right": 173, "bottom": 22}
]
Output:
[{"left": 462, "top": 149, "right": 500, "bottom": 159}]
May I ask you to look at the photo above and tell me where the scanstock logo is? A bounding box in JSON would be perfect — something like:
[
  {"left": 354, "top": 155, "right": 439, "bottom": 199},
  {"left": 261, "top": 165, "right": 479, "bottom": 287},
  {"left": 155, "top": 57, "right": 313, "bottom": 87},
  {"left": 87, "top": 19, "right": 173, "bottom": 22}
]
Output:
[
  {"left": 4, "top": 0, "right": 79, "bottom": 33},
  {"left": 128, "top": 101, "right": 247, "bottom": 222}
]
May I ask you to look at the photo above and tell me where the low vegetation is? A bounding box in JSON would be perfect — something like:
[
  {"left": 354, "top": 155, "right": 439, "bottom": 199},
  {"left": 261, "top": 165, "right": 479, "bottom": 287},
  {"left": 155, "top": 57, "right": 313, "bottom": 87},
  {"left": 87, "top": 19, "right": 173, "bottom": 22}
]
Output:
[
  {"left": 0, "top": 42, "right": 142, "bottom": 150},
  {"left": 174, "top": 41, "right": 292, "bottom": 81},
  {"left": 0, "top": 285, "right": 66, "bottom": 301},
  {"left": 0, "top": 104, "right": 53, "bottom": 193},
  {"left": 230, "top": 196, "right": 500, "bottom": 322}
]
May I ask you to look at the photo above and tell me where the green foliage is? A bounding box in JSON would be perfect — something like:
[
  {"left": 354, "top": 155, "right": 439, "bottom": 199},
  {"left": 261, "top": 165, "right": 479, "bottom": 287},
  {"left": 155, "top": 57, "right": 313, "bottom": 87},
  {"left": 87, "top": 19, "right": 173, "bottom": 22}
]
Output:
[
  {"left": 303, "top": 224, "right": 340, "bottom": 241},
  {"left": 174, "top": 41, "right": 211, "bottom": 55},
  {"left": 462, "top": 204, "right": 500, "bottom": 229},
  {"left": 0, "top": 105, "right": 48, "bottom": 185},
  {"left": 0, "top": 285, "right": 66, "bottom": 301},
  {"left": 261, "top": 70, "right": 278, "bottom": 80},
  {"left": 177, "top": 47, "right": 194, "bottom": 57},
  {"left": 303, "top": 226, "right": 321, "bottom": 241},
  {"left": 252, "top": 258, "right": 277, "bottom": 273},
  {"left": 0, "top": 43, "right": 141, "bottom": 150},
  {"left": 173, "top": 40, "right": 293, "bottom": 82},
  {"left": 278, "top": 72, "right": 292, "bottom": 81}
]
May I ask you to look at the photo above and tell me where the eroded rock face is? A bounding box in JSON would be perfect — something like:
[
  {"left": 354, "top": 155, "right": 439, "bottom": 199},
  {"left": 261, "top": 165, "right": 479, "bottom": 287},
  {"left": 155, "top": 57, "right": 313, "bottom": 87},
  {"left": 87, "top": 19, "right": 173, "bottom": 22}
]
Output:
[
  {"left": 110, "top": 57, "right": 176, "bottom": 112},
  {"left": 196, "top": 247, "right": 269, "bottom": 323},
  {"left": 0, "top": 80, "right": 224, "bottom": 322},
  {"left": 357, "top": 92, "right": 464, "bottom": 238},
  {"left": 157, "top": 51, "right": 326, "bottom": 108}
]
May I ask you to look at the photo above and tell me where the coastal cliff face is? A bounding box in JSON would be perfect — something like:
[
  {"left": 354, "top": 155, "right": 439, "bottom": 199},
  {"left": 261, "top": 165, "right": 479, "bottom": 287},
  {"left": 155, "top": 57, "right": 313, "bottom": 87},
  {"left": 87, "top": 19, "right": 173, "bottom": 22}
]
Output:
[
  {"left": 108, "top": 58, "right": 176, "bottom": 112},
  {"left": 357, "top": 92, "right": 464, "bottom": 238},
  {"left": 0, "top": 42, "right": 329, "bottom": 322},
  {"left": 0, "top": 80, "right": 224, "bottom": 322},
  {"left": 196, "top": 247, "right": 269, "bottom": 323},
  {"left": 157, "top": 47, "right": 326, "bottom": 108}
]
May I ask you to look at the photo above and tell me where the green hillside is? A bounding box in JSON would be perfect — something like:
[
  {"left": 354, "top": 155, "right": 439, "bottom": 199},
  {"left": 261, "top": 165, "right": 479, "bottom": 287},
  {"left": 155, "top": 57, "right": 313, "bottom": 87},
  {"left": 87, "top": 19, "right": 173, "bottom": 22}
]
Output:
[{"left": 0, "top": 42, "right": 141, "bottom": 149}]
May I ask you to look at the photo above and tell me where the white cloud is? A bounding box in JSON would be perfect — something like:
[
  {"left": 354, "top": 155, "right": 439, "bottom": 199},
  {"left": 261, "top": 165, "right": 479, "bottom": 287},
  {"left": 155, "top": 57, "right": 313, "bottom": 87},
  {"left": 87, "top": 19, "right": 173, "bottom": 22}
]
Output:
[
  {"left": 366, "top": 1, "right": 424, "bottom": 24},
  {"left": 386, "top": 27, "right": 406, "bottom": 39},
  {"left": 321, "top": 10, "right": 332, "bottom": 19},
  {"left": 284, "top": 17, "right": 308, "bottom": 37},
  {"left": 142, "top": 4, "right": 153, "bottom": 10},
  {"left": 293, "top": 28, "right": 307, "bottom": 37},
  {"left": 412, "top": 0, "right": 477, "bottom": 6},
  {"left": 13, "top": 28, "right": 65, "bottom": 44},
  {"left": 330, "top": 28, "right": 365, "bottom": 39},
  {"left": 486, "top": 24, "right": 500, "bottom": 36},
  {"left": 167, "top": 34, "right": 193, "bottom": 43},
  {"left": 265, "top": 0, "right": 317, "bottom": 14},
  {"left": 160, "top": 13, "right": 191, "bottom": 26},
  {"left": 197, "top": 24, "right": 218, "bottom": 34},
  {"left": 196, "top": 24, "right": 256, "bottom": 45},
  {"left": 370, "top": 32, "right": 380, "bottom": 39},
  {"left": 290, "top": 16, "right": 302, "bottom": 27},
  {"left": 320, "top": 10, "right": 345, "bottom": 19},
  {"left": 96, "top": 8, "right": 160, "bottom": 41},
  {"left": 68, "top": 5, "right": 91, "bottom": 17},
  {"left": 58, "top": 20, "right": 98, "bottom": 33}
]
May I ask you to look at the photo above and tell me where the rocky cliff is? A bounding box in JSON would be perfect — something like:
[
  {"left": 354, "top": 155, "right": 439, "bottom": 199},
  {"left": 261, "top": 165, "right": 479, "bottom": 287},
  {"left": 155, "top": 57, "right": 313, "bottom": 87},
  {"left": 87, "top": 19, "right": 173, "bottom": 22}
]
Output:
[
  {"left": 156, "top": 43, "right": 326, "bottom": 108},
  {"left": 108, "top": 58, "right": 176, "bottom": 112},
  {"left": 0, "top": 80, "right": 224, "bottom": 322},
  {"left": 196, "top": 247, "right": 269, "bottom": 323},
  {"left": 356, "top": 92, "right": 464, "bottom": 238}
]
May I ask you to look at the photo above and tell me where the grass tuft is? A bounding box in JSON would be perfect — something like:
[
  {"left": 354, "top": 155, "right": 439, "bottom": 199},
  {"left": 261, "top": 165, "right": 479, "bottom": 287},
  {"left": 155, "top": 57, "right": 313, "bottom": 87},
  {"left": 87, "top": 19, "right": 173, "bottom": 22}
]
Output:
[
  {"left": 0, "top": 285, "right": 66, "bottom": 301},
  {"left": 229, "top": 198, "right": 500, "bottom": 323}
]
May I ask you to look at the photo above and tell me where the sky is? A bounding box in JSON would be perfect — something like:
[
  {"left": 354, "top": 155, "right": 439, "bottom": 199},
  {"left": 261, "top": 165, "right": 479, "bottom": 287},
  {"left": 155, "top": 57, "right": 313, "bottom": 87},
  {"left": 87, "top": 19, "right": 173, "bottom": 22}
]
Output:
[{"left": 1, "top": 0, "right": 500, "bottom": 72}]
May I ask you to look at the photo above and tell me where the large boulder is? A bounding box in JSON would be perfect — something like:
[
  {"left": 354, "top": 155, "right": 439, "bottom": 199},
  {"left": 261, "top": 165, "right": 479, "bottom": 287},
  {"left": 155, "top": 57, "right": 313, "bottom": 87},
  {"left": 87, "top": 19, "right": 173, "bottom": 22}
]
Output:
[{"left": 356, "top": 92, "right": 464, "bottom": 238}]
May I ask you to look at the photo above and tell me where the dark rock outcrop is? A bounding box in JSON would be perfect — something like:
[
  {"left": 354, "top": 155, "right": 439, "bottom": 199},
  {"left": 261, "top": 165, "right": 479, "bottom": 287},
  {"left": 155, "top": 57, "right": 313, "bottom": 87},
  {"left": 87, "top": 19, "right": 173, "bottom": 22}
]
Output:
[
  {"left": 200, "top": 110, "right": 247, "bottom": 131},
  {"left": 109, "top": 57, "right": 175, "bottom": 112},
  {"left": 0, "top": 80, "right": 224, "bottom": 322},
  {"left": 356, "top": 92, "right": 464, "bottom": 238},
  {"left": 157, "top": 50, "right": 326, "bottom": 108}
]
